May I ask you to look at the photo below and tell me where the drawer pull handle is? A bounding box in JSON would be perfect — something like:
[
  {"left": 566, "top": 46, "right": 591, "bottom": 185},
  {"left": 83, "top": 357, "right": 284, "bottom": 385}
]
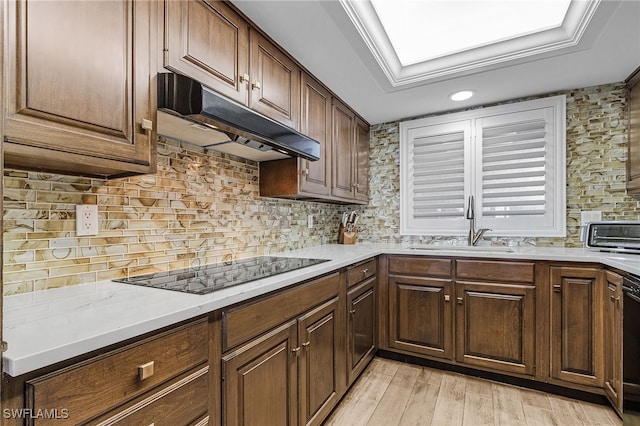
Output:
[
  {"left": 456, "top": 297, "right": 463, "bottom": 305},
  {"left": 553, "top": 285, "right": 562, "bottom": 293},
  {"left": 138, "top": 361, "right": 155, "bottom": 381}
]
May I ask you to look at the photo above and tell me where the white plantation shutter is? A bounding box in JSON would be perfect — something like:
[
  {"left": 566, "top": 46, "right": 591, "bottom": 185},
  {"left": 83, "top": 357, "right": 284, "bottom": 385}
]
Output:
[
  {"left": 401, "top": 120, "right": 471, "bottom": 234},
  {"left": 401, "top": 95, "right": 565, "bottom": 237}
]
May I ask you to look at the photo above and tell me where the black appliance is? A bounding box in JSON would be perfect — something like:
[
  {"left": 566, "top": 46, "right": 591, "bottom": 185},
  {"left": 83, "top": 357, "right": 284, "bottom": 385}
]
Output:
[
  {"left": 157, "top": 72, "right": 321, "bottom": 161},
  {"left": 624, "top": 273, "right": 640, "bottom": 422},
  {"left": 113, "top": 256, "right": 329, "bottom": 295}
]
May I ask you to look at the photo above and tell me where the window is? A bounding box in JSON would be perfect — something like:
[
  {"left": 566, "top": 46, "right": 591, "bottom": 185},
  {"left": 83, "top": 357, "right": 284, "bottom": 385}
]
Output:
[{"left": 400, "top": 95, "right": 566, "bottom": 237}]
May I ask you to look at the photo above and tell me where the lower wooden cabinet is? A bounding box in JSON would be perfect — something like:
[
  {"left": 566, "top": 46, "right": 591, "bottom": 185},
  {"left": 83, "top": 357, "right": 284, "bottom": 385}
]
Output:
[
  {"left": 604, "top": 270, "right": 624, "bottom": 415},
  {"left": 222, "top": 320, "right": 298, "bottom": 426},
  {"left": 298, "top": 298, "right": 342, "bottom": 426},
  {"left": 550, "top": 266, "right": 604, "bottom": 387},
  {"left": 388, "top": 274, "right": 453, "bottom": 360},
  {"left": 221, "top": 274, "right": 345, "bottom": 426},
  {"left": 347, "top": 276, "right": 376, "bottom": 385},
  {"left": 24, "top": 318, "right": 210, "bottom": 426},
  {"left": 455, "top": 281, "right": 535, "bottom": 376}
]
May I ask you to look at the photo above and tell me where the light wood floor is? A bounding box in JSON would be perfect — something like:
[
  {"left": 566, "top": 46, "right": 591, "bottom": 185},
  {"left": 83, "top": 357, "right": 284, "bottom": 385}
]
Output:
[{"left": 324, "top": 358, "right": 622, "bottom": 426}]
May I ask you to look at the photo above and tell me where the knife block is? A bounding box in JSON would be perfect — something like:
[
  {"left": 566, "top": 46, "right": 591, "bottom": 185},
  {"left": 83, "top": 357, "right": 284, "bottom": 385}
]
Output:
[{"left": 338, "top": 224, "right": 357, "bottom": 245}]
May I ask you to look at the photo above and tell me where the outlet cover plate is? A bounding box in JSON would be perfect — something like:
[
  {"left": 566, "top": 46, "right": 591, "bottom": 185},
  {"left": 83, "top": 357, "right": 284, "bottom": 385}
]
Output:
[
  {"left": 76, "top": 204, "right": 99, "bottom": 236},
  {"left": 580, "top": 210, "right": 602, "bottom": 226}
]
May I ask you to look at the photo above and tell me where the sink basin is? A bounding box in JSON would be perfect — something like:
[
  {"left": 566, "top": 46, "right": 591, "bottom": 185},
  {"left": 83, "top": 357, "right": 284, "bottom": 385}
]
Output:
[{"left": 411, "top": 245, "right": 514, "bottom": 253}]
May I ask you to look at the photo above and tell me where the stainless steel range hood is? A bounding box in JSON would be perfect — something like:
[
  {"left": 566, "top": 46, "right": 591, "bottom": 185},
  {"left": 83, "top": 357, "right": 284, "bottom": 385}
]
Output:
[{"left": 157, "top": 73, "right": 320, "bottom": 162}]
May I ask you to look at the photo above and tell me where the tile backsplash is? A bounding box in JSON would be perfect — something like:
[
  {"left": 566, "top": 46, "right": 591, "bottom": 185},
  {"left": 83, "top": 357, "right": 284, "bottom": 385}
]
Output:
[
  {"left": 4, "top": 82, "right": 640, "bottom": 295},
  {"left": 3, "top": 139, "right": 343, "bottom": 294}
]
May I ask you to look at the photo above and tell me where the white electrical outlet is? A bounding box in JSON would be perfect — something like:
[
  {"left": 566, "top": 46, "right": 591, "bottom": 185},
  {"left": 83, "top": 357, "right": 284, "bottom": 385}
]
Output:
[
  {"left": 76, "top": 204, "right": 99, "bottom": 236},
  {"left": 580, "top": 210, "right": 602, "bottom": 226},
  {"left": 308, "top": 214, "right": 314, "bottom": 229}
]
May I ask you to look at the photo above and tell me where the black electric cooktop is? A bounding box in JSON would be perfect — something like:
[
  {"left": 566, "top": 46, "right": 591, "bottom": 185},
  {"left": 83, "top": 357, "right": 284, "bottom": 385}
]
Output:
[{"left": 113, "top": 256, "right": 330, "bottom": 295}]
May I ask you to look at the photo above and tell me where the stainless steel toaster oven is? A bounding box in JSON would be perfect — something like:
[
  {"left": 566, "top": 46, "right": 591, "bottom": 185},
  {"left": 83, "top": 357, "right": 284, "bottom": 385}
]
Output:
[{"left": 585, "top": 221, "right": 640, "bottom": 254}]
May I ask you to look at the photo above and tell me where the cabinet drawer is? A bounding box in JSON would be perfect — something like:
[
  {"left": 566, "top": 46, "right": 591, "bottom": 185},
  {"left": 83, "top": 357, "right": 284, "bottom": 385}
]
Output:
[
  {"left": 222, "top": 273, "right": 340, "bottom": 351},
  {"left": 26, "top": 319, "right": 209, "bottom": 425},
  {"left": 90, "top": 367, "right": 210, "bottom": 426},
  {"left": 347, "top": 258, "right": 377, "bottom": 287},
  {"left": 389, "top": 256, "right": 452, "bottom": 278},
  {"left": 456, "top": 260, "right": 535, "bottom": 283}
]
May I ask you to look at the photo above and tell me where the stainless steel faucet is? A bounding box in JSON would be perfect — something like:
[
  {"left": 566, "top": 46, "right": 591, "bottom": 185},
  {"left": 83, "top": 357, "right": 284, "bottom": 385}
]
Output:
[{"left": 466, "top": 195, "right": 491, "bottom": 246}]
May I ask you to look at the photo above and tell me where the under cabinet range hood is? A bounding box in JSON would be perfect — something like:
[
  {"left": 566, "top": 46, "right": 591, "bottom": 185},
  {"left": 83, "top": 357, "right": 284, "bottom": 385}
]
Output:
[{"left": 157, "top": 73, "right": 320, "bottom": 162}]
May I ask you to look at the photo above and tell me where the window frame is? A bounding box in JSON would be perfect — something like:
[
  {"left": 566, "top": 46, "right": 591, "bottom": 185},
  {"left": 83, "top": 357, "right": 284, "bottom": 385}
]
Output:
[{"left": 400, "top": 95, "right": 566, "bottom": 237}]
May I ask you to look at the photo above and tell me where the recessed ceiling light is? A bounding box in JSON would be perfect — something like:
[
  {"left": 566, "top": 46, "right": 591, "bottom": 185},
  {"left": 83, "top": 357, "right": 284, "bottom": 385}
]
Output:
[{"left": 449, "top": 90, "right": 475, "bottom": 101}]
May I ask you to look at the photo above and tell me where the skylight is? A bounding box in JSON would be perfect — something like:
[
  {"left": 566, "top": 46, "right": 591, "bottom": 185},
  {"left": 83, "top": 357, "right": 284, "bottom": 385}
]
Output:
[
  {"left": 370, "top": 0, "right": 572, "bottom": 66},
  {"left": 340, "top": 0, "right": 600, "bottom": 87}
]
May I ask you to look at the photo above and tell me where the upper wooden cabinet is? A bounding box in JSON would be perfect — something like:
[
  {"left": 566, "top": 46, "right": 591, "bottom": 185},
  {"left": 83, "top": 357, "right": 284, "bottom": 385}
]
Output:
[
  {"left": 332, "top": 98, "right": 357, "bottom": 200},
  {"left": 298, "top": 73, "right": 332, "bottom": 197},
  {"left": 354, "top": 117, "right": 370, "bottom": 203},
  {"left": 164, "top": 0, "right": 299, "bottom": 129},
  {"left": 259, "top": 75, "right": 369, "bottom": 204},
  {"left": 3, "top": 0, "right": 157, "bottom": 178},
  {"left": 627, "top": 66, "right": 640, "bottom": 193},
  {"left": 248, "top": 30, "right": 300, "bottom": 130},
  {"left": 164, "top": 0, "right": 249, "bottom": 105}
]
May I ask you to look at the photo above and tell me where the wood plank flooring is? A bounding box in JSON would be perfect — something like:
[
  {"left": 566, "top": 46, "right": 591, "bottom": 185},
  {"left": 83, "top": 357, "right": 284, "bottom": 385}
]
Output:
[{"left": 324, "top": 358, "right": 622, "bottom": 426}]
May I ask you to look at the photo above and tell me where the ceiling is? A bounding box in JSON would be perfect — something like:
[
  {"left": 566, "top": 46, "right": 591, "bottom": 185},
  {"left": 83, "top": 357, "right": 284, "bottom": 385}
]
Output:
[{"left": 231, "top": 0, "right": 640, "bottom": 125}]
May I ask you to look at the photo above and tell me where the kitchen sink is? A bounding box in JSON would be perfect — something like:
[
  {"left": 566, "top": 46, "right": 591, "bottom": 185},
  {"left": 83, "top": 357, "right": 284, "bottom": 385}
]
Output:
[{"left": 411, "top": 245, "right": 514, "bottom": 253}]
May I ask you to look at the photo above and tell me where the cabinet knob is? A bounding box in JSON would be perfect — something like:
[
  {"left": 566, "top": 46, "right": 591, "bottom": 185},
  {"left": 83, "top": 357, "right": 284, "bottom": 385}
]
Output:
[
  {"left": 302, "top": 341, "right": 310, "bottom": 349},
  {"left": 252, "top": 81, "right": 261, "bottom": 90},
  {"left": 292, "top": 346, "right": 301, "bottom": 356},
  {"left": 138, "top": 361, "right": 155, "bottom": 381},
  {"left": 611, "top": 295, "right": 620, "bottom": 301},
  {"left": 240, "top": 73, "right": 250, "bottom": 84},
  {"left": 456, "top": 297, "right": 463, "bottom": 305},
  {"left": 444, "top": 295, "right": 450, "bottom": 302},
  {"left": 349, "top": 309, "right": 356, "bottom": 315},
  {"left": 362, "top": 268, "right": 368, "bottom": 275},
  {"left": 301, "top": 168, "right": 309, "bottom": 176},
  {"left": 553, "top": 285, "right": 562, "bottom": 293}
]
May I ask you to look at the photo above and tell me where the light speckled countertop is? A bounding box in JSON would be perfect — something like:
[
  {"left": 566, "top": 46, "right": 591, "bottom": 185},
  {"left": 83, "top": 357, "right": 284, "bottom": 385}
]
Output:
[{"left": 3, "top": 243, "right": 639, "bottom": 377}]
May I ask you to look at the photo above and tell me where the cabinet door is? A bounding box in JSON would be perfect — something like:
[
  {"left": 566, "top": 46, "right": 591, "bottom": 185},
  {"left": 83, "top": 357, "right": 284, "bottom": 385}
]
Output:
[
  {"left": 354, "top": 118, "right": 370, "bottom": 202},
  {"left": 164, "top": 0, "right": 249, "bottom": 105},
  {"left": 388, "top": 275, "right": 453, "bottom": 359},
  {"left": 455, "top": 281, "right": 535, "bottom": 376},
  {"left": 347, "top": 276, "right": 376, "bottom": 385},
  {"left": 331, "top": 99, "right": 356, "bottom": 200},
  {"left": 222, "top": 320, "right": 297, "bottom": 426},
  {"left": 249, "top": 30, "right": 300, "bottom": 129},
  {"left": 628, "top": 68, "right": 640, "bottom": 192},
  {"left": 4, "top": 0, "right": 155, "bottom": 177},
  {"left": 297, "top": 298, "right": 341, "bottom": 426},
  {"left": 550, "top": 267, "right": 603, "bottom": 387},
  {"left": 299, "top": 73, "right": 332, "bottom": 196},
  {"left": 604, "top": 270, "right": 623, "bottom": 415}
]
